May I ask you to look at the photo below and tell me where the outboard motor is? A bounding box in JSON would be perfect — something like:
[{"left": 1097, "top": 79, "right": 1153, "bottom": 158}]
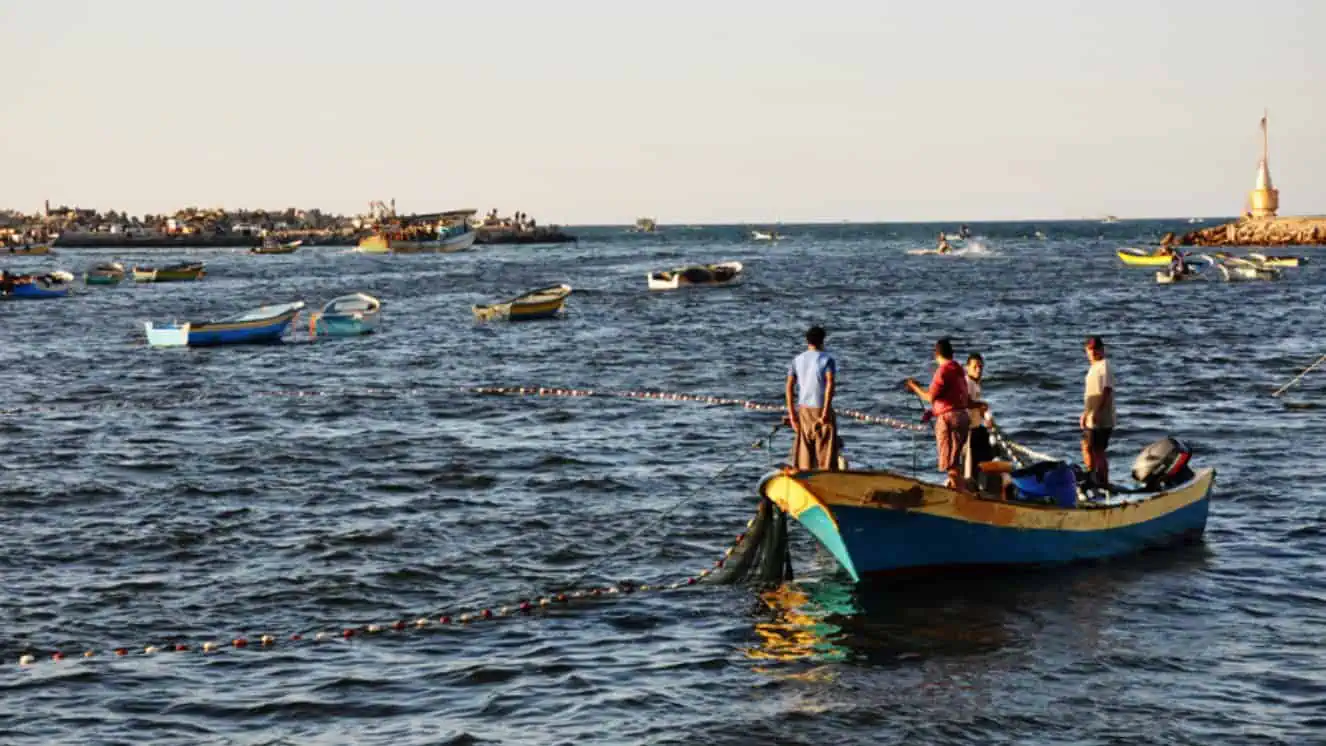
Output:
[{"left": 1131, "top": 436, "right": 1194, "bottom": 491}]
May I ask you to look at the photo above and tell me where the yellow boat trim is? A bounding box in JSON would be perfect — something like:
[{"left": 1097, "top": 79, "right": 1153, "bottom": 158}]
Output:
[{"left": 764, "top": 468, "right": 1215, "bottom": 532}]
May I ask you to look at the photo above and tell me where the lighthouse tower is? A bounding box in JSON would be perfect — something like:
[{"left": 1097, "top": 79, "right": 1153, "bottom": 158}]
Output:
[{"left": 1248, "top": 110, "right": 1279, "bottom": 219}]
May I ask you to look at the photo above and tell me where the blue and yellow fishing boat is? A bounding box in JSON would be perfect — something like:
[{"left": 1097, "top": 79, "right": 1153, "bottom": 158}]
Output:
[
  {"left": 758, "top": 439, "right": 1215, "bottom": 581},
  {"left": 144, "top": 301, "right": 305, "bottom": 347}
]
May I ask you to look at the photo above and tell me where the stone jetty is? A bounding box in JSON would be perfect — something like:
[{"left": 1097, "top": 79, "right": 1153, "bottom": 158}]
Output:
[{"left": 1178, "top": 216, "right": 1326, "bottom": 247}]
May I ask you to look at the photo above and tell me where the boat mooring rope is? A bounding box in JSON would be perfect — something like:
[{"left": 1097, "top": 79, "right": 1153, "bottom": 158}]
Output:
[
  {"left": 12, "top": 515, "right": 760, "bottom": 669},
  {"left": 1272, "top": 353, "right": 1326, "bottom": 398}
]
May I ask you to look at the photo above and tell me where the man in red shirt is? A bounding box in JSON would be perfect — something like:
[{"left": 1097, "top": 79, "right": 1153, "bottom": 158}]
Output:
[{"left": 906, "top": 338, "right": 972, "bottom": 491}]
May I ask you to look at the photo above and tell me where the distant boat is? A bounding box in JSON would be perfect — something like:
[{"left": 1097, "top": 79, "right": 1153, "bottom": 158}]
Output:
[
  {"left": 648, "top": 261, "right": 744, "bottom": 291},
  {"left": 1188, "top": 217, "right": 1205, "bottom": 224},
  {"left": 751, "top": 230, "right": 782, "bottom": 241},
  {"left": 632, "top": 217, "right": 658, "bottom": 233},
  {"left": 473, "top": 284, "right": 571, "bottom": 322},
  {"left": 133, "top": 261, "right": 206, "bottom": 282},
  {"left": 309, "top": 293, "right": 382, "bottom": 337},
  {"left": 1101, "top": 215, "right": 1121, "bottom": 224},
  {"left": 145, "top": 301, "right": 305, "bottom": 347},
  {"left": 1, "top": 270, "right": 74, "bottom": 299},
  {"left": 1034, "top": 231, "right": 1048, "bottom": 240},
  {"left": 250, "top": 238, "right": 303, "bottom": 255},
  {"left": 85, "top": 262, "right": 126, "bottom": 285},
  {"left": 5, "top": 243, "right": 52, "bottom": 256},
  {"left": 357, "top": 212, "right": 477, "bottom": 254}
]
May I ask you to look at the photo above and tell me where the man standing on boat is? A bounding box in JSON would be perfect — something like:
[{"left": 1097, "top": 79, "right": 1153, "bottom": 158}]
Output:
[
  {"left": 785, "top": 326, "right": 840, "bottom": 471},
  {"left": 906, "top": 339, "right": 971, "bottom": 492},
  {"left": 1081, "top": 336, "right": 1116, "bottom": 488}
]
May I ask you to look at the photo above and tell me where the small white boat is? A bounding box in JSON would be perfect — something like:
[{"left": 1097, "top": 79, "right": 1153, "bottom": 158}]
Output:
[
  {"left": 1155, "top": 255, "right": 1214, "bottom": 284},
  {"left": 309, "top": 293, "right": 382, "bottom": 337},
  {"left": 647, "top": 261, "right": 744, "bottom": 291},
  {"left": 144, "top": 322, "right": 191, "bottom": 348},
  {"left": 751, "top": 230, "right": 779, "bottom": 241}
]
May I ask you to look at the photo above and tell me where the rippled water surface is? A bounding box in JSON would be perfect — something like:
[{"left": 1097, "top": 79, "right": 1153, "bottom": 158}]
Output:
[{"left": 2, "top": 221, "right": 1324, "bottom": 745}]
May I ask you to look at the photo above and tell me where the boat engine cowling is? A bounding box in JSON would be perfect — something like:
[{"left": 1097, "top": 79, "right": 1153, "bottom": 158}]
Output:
[{"left": 1131, "top": 436, "right": 1194, "bottom": 491}]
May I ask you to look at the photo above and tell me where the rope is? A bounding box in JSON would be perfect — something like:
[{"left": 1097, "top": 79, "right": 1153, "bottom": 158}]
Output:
[
  {"left": 1272, "top": 353, "right": 1326, "bottom": 397},
  {"left": 556, "top": 424, "right": 781, "bottom": 591},
  {"left": 12, "top": 518, "right": 759, "bottom": 668},
  {"left": 0, "top": 384, "right": 930, "bottom": 433}
]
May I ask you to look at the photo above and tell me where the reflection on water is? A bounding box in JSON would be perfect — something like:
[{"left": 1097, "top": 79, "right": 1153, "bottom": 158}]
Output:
[{"left": 749, "top": 544, "right": 1212, "bottom": 677}]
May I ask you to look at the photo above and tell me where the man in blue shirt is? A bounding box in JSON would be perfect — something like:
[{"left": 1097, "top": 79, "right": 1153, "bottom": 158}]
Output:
[{"left": 785, "top": 325, "right": 840, "bottom": 470}]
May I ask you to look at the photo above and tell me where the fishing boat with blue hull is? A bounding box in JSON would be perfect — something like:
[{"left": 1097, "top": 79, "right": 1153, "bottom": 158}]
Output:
[
  {"left": 1, "top": 271, "right": 74, "bottom": 299},
  {"left": 758, "top": 438, "right": 1215, "bottom": 581},
  {"left": 145, "top": 301, "right": 305, "bottom": 347}
]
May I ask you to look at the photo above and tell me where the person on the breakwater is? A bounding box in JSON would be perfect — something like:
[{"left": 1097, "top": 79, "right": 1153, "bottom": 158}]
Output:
[
  {"left": 906, "top": 338, "right": 971, "bottom": 491},
  {"left": 785, "top": 325, "right": 840, "bottom": 471},
  {"left": 1081, "top": 336, "right": 1116, "bottom": 489}
]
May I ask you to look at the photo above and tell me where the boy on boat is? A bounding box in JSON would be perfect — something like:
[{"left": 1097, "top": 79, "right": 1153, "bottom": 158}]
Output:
[
  {"left": 1081, "top": 336, "right": 1116, "bottom": 489},
  {"left": 785, "top": 326, "right": 840, "bottom": 471},
  {"left": 963, "top": 353, "right": 995, "bottom": 491},
  {"left": 905, "top": 338, "right": 971, "bottom": 492}
]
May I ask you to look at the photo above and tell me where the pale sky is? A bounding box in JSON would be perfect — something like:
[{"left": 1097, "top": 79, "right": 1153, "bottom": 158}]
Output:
[{"left": 3, "top": 0, "right": 1324, "bottom": 223}]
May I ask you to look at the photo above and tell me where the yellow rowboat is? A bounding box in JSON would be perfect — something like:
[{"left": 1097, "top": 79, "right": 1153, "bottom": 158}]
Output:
[
  {"left": 473, "top": 284, "right": 571, "bottom": 322},
  {"left": 132, "top": 262, "right": 206, "bottom": 282},
  {"left": 1117, "top": 247, "right": 1174, "bottom": 266}
]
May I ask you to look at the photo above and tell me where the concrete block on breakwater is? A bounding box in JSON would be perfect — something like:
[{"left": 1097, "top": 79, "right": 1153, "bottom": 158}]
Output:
[{"left": 1179, "top": 216, "right": 1326, "bottom": 247}]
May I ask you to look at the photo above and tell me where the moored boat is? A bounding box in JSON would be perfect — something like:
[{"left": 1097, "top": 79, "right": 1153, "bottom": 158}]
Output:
[
  {"left": 133, "top": 261, "right": 206, "bottom": 283},
  {"left": 85, "top": 262, "right": 126, "bottom": 285},
  {"left": 758, "top": 437, "right": 1214, "bottom": 580},
  {"left": 1, "top": 270, "right": 74, "bottom": 299},
  {"left": 309, "top": 293, "right": 382, "bottom": 337},
  {"left": 647, "top": 261, "right": 744, "bottom": 291},
  {"left": 250, "top": 239, "right": 303, "bottom": 255},
  {"left": 5, "top": 243, "right": 53, "bottom": 256},
  {"left": 144, "top": 301, "right": 304, "bottom": 347},
  {"left": 1117, "top": 247, "right": 1174, "bottom": 266},
  {"left": 751, "top": 230, "right": 781, "bottom": 241},
  {"left": 1214, "top": 255, "right": 1282, "bottom": 282},
  {"left": 472, "top": 284, "right": 571, "bottom": 322},
  {"left": 1247, "top": 252, "right": 1307, "bottom": 268},
  {"left": 1155, "top": 255, "right": 1214, "bottom": 284},
  {"left": 356, "top": 210, "right": 477, "bottom": 254}
]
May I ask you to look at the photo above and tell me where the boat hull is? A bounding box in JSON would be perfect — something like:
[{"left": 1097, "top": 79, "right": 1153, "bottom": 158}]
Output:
[
  {"left": 187, "top": 309, "right": 301, "bottom": 346},
  {"left": 357, "top": 230, "right": 476, "bottom": 254},
  {"left": 314, "top": 312, "right": 380, "bottom": 337},
  {"left": 760, "top": 467, "right": 1215, "bottom": 581},
  {"left": 133, "top": 267, "right": 205, "bottom": 282},
  {"left": 647, "top": 261, "right": 744, "bottom": 291},
  {"left": 5, "top": 282, "right": 70, "bottom": 299}
]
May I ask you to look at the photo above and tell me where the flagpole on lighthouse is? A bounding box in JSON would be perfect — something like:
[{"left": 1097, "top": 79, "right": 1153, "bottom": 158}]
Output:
[{"left": 1261, "top": 109, "right": 1269, "bottom": 164}]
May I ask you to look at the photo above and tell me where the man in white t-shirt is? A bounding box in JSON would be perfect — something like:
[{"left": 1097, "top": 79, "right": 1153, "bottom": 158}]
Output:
[{"left": 1079, "top": 336, "right": 1116, "bottom": 487}]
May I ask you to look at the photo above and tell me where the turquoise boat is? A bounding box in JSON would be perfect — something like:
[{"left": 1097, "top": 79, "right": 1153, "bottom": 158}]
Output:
[
  {"left": 758, "top": 438, "right": 1215, "bottom": 580},
  {"left": 309, "top": 293, "right": 381, "bottom": 337}
]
